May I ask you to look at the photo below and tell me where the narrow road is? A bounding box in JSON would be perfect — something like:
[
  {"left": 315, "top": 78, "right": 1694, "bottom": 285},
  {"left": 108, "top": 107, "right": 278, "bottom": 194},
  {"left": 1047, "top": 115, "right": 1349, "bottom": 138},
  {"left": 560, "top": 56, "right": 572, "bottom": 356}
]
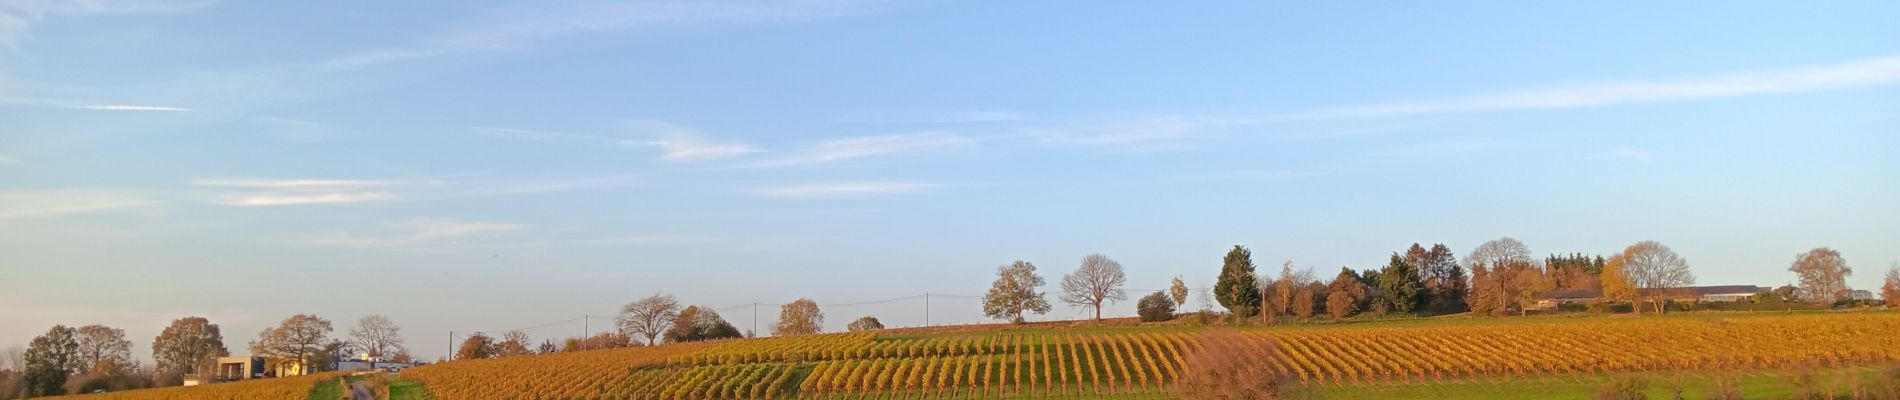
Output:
[{"left": 350, "top": 380, "right": 377, "bottom": 400}]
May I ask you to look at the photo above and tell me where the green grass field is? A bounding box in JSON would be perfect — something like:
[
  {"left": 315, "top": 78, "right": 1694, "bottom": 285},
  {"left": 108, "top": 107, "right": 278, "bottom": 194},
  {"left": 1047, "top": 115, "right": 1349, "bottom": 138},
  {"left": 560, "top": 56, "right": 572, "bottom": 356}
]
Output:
[
  {"left": 305, "top": 378, "right": 342, "bottom": 400},
  {"left": 386, "top": 376, "right": 433, "bottom": 400}
]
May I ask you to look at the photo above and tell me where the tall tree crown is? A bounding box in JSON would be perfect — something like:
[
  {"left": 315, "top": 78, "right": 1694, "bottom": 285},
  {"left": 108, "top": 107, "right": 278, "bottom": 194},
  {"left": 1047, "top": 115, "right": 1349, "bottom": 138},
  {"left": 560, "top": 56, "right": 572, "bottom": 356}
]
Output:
[{"left": 1213, "top": 245, "right": 1262, "bottom": 317}]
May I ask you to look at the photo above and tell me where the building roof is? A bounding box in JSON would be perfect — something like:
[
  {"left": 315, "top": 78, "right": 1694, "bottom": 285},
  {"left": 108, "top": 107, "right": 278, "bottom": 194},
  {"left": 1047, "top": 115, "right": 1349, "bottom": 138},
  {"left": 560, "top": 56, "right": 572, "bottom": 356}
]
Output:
[{"left": 1533, "top": 285, "right": 1762, "bottom": 300}]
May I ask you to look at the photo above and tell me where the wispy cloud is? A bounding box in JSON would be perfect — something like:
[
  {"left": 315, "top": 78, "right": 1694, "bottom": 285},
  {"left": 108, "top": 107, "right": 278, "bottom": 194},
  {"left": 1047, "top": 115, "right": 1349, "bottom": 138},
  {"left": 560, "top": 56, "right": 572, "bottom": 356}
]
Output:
[
  {"left": 501, "top": 234, "right": 719, "bottom": 248},
  {"left": 1603, "top": 148, "right": 1655, "bottom": 161},
  {"left": 650, "top": 135, "right": 760, "bottom": 162},
  {"left": 755, "top": 181, "right": 939, "bottom": 198},
  {"left": 1030, "top": 115, "right": 1230, "bottom": 149},
  {"left": 477, "top": 176, "right": 639, "bottom": 196},
  {"left": 0, "top": 189, "right": 151, "bottom": 219},
  {"left": 0, "top": 156, "right": 19, "bottom": 166},
  {"left": 0, "top": 96, "right": 192, "bottom": 112},
  {"left": 1276, "top": 55, "right": 1900, "bottom": 121},
  {"left": 473, "top": 122, "right": 759, "bottom": 162},
  {"left": 317, "top": 0, "right": 883, "bottom": 72},
  {"left": 193, "top": 178, "right": 394, "bottom": 206},
  {"left": 297, "top": 218, "right": 523, "bottom": 250},
  {"left": 470, "top": 126, "right": 634, "bottom": 147},
  {"left": 0, "top": 0, "right": 214, "bottom": 48},
  {"left": 1042, "top": 55, "right": 1900, "bottom": 147},
  {"left": 830, "top": 109, "right": 1032, "bottom": 124},
  {"left": 758, "top": 132, "right": 972, "bottom": 166}
]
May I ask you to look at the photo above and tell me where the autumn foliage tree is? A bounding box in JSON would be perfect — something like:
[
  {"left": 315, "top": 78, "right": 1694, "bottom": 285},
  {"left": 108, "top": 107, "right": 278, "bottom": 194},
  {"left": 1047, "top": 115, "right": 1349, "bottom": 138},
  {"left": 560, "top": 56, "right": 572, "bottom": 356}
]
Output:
[
  {"left": 72, "top": 325, "right": 131, "bottom": 377},
  {"left": 22, "top": 326, "right": 78, "bottom": 397},
  {"left": 249, "top": 314, "right": 333, "bottom": 374},
  {"left": 983, "top": 260, "right": 1052, "bottom": 324},
  {"left": 1326, "top": 267, "right": 1369, "bottom": 318},
  {"left": 1060, "top": 254, "right": 1128, "bottom": 322},
  {"left": 1789, "top": 247, "right": 1853, "bottom": 304},
  {"left": 496, "top": 331, "right": 534, "bottom": 357},
  {"left": 773, "top": 298, "right": 823, "bottom": 336},
  {"left": 455, "top": 333, "right": 497, "bottom": 360},
  {"left": 1170, "top": 276, "right": 1190, "bottom": 307},
  {"left": 1466, "top": 238, "right": 1537, "bottom": 315},
  {"left": 151, "top": 316, "right": 228, "bottom": 384},
  {"left": 1884, "top": 264, "right": 1900, "bottom": 308},
  {"left": 847, "top": 316, "right": 885, "bottom": 332},
  {"left": 1600, "top": 253, "right": 1638, "bottom": 314}
]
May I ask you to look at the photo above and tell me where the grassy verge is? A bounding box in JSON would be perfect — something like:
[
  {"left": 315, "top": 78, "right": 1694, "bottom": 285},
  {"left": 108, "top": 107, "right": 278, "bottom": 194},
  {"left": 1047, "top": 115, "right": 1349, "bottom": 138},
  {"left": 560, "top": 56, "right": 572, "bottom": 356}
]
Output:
[
  {"left": 387, "top": 376, "right": 435, "bottom": 400},
  {"left": 306, "top": 378, "right": 342, "bottom": 400}
]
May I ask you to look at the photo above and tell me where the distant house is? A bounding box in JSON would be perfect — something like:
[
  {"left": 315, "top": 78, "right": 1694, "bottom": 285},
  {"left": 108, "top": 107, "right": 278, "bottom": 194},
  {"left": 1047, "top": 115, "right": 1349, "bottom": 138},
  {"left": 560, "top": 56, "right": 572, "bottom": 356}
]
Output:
[
  {"left": 335, "top": 360, "right": 424, "bottom": 372},
  {"left": 1532, "top": 285, "right": 1762, "bottom": 310}
]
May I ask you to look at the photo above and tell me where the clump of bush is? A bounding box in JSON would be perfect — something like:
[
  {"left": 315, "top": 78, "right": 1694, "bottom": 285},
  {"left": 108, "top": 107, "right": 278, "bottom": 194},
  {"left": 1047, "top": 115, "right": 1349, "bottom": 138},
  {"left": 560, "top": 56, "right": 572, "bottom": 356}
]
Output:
[{"left": 1138, "top": 291, "right": 1176, "bottom": 322}]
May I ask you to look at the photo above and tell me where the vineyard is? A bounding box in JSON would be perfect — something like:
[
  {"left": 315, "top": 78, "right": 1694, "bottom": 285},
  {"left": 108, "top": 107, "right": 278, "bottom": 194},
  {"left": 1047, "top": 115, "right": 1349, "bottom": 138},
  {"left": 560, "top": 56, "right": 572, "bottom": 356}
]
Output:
[
  {"left": 394, "top": 312, "right": 1900, "bottom": 399},
  {"left": 49, "top": 372, "right": 345, "bottom": 400}
]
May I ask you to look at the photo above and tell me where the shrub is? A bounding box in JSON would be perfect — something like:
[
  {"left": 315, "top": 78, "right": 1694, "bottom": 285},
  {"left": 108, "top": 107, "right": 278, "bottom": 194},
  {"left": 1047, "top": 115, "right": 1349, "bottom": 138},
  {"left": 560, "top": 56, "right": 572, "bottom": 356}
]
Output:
[
  {"left": 1787, "top": 367, "right": 1824, "bottom": 400},
  {"left": 1138, "top": 292, "right": 1176, "bottom": 322},
  {"left": 847, "top": 316, "right": 885, "bottom": 332},
  {"left": 1595, "top": 376, "right": 1647, "bottom": 400},
  {"left": 1874, "top": 363, "right": 1900, "bottom": 400},
  {"left": 1175, "top": 330, "right": 1286, "bottom": 400}
]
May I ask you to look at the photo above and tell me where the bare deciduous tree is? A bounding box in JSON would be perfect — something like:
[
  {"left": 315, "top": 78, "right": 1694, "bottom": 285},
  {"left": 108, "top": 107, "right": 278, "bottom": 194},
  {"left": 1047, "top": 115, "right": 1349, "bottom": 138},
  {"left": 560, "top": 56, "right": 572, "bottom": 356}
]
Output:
[
  {"left": 617, "top": 293, "right": 682, "bottom": 346},
  {"left": 1466, "top": 238, "right": 1536, "bottom": 315},
  {"left": 1789, "top": 247, "right": 1852, "bottom": 304},
  {"left": 983, "top": 261, "right": 1052, "bottom": 324},
  {"left": 348, "top": 315, "right": 406, "bottom": 365},
  {"left": 1061, "top": 254, "right": 1128, "bottom": 322},
  {"left": 1621, "top": 241, "right": 1694, "bottom": 314},
  {"left": 772, "top": 298, "right": 823, "bottom": 336},
  {"left": 1, "top": 345, "right": 23, "bottom": 372}
]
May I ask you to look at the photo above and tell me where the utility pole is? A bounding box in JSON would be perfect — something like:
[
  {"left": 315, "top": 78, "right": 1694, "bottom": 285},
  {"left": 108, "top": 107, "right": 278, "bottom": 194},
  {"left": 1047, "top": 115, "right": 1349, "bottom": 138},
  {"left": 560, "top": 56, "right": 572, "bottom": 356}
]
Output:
[
  {"left": 924, "top": 293, "right": 931, "bottom": 326},
  {"left": 583, "top": 316, "right": 589, "bottom": 351},
  {"left": 447, "top": 331, "right": 453, "bottom": 362},
  {"left": 751, "top": 303, "right": 758, "bottom": 338}
]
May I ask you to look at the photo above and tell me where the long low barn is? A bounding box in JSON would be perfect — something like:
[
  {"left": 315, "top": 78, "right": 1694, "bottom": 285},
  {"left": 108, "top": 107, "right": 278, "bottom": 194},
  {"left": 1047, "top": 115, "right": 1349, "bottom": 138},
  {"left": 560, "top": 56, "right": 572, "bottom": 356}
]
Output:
[{"left": 1533, "top": 285, "right": 1762, "bottom": 309}]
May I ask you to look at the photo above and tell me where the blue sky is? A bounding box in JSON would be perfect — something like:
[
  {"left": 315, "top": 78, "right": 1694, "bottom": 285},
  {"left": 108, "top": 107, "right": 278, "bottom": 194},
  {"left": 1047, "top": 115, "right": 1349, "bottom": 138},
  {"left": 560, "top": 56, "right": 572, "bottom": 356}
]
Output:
[{"left": 2, "top": 0, "right": 1896, "bottom": 361}]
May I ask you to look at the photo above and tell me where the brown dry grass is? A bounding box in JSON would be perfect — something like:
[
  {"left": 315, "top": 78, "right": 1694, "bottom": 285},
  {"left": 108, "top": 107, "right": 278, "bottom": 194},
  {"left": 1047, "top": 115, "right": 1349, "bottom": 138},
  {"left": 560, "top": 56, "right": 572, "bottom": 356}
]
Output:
[{"left": 1175, "top": 330, "right": 1288, "bottom": 400}]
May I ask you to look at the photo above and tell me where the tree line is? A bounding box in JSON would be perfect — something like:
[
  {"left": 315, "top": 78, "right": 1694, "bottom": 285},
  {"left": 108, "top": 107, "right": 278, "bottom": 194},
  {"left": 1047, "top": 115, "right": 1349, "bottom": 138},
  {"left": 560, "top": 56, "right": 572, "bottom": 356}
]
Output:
[
  {"left": 0, "top": 314, "right": 408, "bottom": 398},
  {"left": 979, "top": 238, "right": 1895, "bottom": 325}
]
